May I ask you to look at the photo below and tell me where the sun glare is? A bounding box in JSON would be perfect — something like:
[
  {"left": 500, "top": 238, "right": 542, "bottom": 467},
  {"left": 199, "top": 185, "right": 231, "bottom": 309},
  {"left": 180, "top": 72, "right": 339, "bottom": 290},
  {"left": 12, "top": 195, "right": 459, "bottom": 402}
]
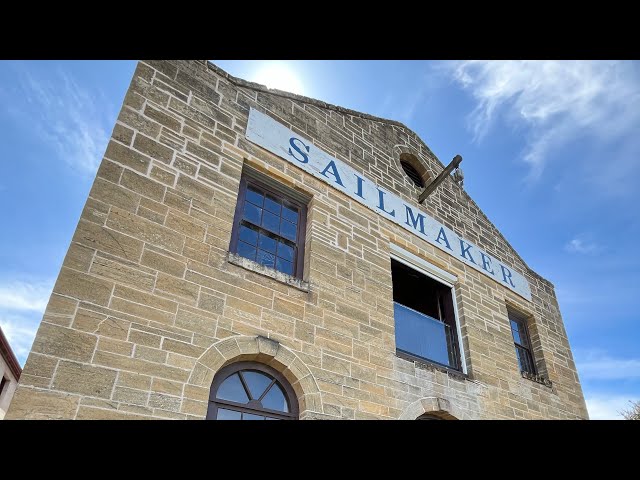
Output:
[{"left": 253, "top": 62, "right": 305, "bottom": 96}]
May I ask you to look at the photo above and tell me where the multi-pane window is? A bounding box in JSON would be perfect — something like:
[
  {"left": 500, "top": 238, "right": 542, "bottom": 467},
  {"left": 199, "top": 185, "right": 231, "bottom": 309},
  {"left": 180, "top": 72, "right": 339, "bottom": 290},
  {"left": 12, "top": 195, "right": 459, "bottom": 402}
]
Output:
[
  {"left": 206, "top": 362, "right": 298, "bottom": 420},
  {"left": 230, "top": 176, "right": 307, "bottom": 278},
  {"left": 509, "top": 310, "right": 536, "bottom": 375},
  {"left": 391, "top": 258, "right": 462, "bottom": 371}
]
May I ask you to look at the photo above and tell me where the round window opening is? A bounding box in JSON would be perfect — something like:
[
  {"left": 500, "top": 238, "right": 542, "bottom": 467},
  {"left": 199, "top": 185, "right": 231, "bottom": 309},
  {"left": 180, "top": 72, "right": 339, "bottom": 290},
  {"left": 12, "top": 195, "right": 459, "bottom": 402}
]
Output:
[
  {"left": 400, "top": 160, "right": 424, "bottom": 188},
  {"left": 207, "top": 362, "right": 298, "bottom": 420}
]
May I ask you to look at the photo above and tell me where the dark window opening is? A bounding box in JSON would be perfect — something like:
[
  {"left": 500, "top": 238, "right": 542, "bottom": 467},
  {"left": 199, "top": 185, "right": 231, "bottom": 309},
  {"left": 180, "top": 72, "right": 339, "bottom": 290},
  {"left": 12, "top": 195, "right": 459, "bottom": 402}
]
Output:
[
  {"left": 417, "top": 414, "right": 443, "bottom": 420},
  {"left": 230, "top": 176, "right": 307, "bottom": 279},
  {"left": 0, "top": 376, "right": 8, "bottom": 398},
  {"left": 391, "top": 259, "right": 461, "bottom": 370},
  {"left": 508, "top": 310, "right": 536, "bottom": 375},
  {"left": 400, "top": 161, "right": 425, "bottom": 188},
  {"left": 206, "top": 362, "right": 298, "bottom": 420}
]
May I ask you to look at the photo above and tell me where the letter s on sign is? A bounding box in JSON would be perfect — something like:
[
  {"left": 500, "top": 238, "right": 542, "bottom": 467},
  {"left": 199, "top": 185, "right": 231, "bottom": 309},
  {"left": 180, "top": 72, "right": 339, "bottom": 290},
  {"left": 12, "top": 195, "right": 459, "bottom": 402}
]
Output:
[{"left": 288, "top": 137, "right": 310, "bottom": 164}]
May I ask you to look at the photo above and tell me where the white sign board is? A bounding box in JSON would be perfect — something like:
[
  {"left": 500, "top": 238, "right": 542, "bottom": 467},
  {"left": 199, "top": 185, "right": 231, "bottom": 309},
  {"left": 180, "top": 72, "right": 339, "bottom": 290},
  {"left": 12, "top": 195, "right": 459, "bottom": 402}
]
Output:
[{"left": 246, "top": 108, "right": 532, "bottom": 301}]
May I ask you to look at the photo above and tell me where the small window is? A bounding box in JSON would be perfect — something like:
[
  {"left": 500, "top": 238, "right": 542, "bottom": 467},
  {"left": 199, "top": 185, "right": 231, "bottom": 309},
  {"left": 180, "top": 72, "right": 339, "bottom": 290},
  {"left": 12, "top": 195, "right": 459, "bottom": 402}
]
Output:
[
  {"left": 391, "top": 259, "right": 461, "bottom": 371},
  {"left": 230, "top": 175, "right": 307, "bottom": 279},
  {"left": 508, "top": 310, "right": 536, "bottom": 375},
  {"left": 206, "top": 362, "right": 298, "bottom": 420},
  {"left": 400, "top": 161, "right": 425, "bottom": 188},
  {"left": 0, "top": 376, "right": 8, "bottom": 398}
]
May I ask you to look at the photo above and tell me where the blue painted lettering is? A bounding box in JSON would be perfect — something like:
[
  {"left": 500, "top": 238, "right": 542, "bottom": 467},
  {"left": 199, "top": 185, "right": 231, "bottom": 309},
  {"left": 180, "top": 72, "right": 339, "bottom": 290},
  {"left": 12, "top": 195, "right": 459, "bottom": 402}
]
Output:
[
  {"left": 354, "top": 174, "right": 365, "bottom": 199},
  {"left": 320, "top": 160, "right": 345, "bottom": 187},
  {"left": 501, "top": 265, "right": 516, "bottom": 287},
  {"left": 459, "top": 239, "right": 477, "bottom": 264},
  {"left": 480, "top": 252, "right": 495, "bottom": 275},
  {"left": 288, "top": 137, "right": 309, "bottom": 164},
  {"left": 435, "top": 227, "right": 452, "bottom": 250},
  {"left": 404, "top": 205, "right": 426, "bottom": 234},
  {"left": 377, "top": 189, "right": 395, "bottom": 217}
]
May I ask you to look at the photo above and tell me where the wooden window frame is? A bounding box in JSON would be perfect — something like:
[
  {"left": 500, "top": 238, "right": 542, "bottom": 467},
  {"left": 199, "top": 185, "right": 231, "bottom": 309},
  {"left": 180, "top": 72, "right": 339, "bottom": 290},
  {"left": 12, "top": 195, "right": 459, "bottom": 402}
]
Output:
[
  {"left": 229, "top": 175, "right": 308, "bottom": 279},
  {"left": 391, "top": 258, "right": 463, "bottom": 372},
  {"left": 206, "top": 361, "right": 299, "bottom": 420},
  {"left": 508, "top": 309, "right": 537, "bottom": 375}
]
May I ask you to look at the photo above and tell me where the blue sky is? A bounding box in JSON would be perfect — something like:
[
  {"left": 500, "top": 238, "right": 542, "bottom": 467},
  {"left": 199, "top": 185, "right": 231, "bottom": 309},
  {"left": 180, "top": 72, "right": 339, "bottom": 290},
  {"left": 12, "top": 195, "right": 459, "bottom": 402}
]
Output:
[{"left": 1, "top": 60, "right": 638, "bottom": 419}]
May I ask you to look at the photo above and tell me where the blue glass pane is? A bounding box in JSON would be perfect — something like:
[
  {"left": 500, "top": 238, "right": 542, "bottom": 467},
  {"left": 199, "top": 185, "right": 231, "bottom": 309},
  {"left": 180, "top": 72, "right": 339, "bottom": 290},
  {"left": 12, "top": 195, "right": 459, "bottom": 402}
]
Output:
[
  {"left": 276, "top": 258, "right": 293, "bottom": 276},
  {"left": 242, "top": 371, "right": 273, "bottom": 400},
  {"left": 243, "top": 413, "right": 265, "bottom": 420},
  {"left": 258, "top": 233, "right": 277, "bottom": 254},
  {"left": 216, "top": 373, "right": 249, "bottom": 403},
  {"left": 261, "top": 383, "right": 288, "bottom": 412},
  {"left": 277, "top": 242, "right": 294, "bottom": 262},
  {"left": 239, "top": 225, "right": 258, "bottom": 246},
  {"left": 243, "top": 203, "right": 261, "bottom": 225},
  {"left": 394, "top": 303, "right": 453, "bottom": 368},
  {"left": 257, "top": 250, "right": 276, "bottom": 269},
  {"left": 515, "top": 348, "right": 524, "bottom": 371},
  {"left": 217, "top": 408, "right": 242, "bottom": 420},
  {"left": 246, "top": 187, "right": 264, "bottom": 207},
  {"left": 280, "top": 219, "right": 297, "bottom": 241},
  {"left": 264, "top": 195, "right": 281, "bottom": 215},
  {"left": 237, "top": 241, "right": 256, "bottom": 261},
  {"left": 510, "top": 320, "right": 522, "bottom": 344},
  {"left": 282, "top": 205, "right": 298, "bottom": 224},
  {"left": 262, "top": 211, "right": 280, "bottom": 233}
]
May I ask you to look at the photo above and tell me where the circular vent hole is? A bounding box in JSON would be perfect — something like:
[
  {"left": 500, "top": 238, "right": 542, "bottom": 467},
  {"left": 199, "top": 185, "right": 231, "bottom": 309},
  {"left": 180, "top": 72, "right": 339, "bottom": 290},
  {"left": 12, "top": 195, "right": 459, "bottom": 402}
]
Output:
[{"left": 400, "top": 161, "right": 424, "bottom": 188}]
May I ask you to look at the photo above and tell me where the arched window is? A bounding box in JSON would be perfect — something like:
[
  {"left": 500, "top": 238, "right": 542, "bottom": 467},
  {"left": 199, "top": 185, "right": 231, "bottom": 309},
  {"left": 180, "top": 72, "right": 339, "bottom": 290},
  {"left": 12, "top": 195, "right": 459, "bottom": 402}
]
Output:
[
  {"left": 206, "top": 362, "right": 298, "bottom": 420},
  {"left": 417, "top": 414, "right": 443, "bottom": 420}
]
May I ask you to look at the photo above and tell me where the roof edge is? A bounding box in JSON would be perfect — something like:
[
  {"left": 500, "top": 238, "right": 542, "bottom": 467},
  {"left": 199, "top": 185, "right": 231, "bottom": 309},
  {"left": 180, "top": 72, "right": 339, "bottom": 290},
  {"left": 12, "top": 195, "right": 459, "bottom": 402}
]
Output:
[
  {"left": 206, "top": 61, "right": 413, "bottom": 131},
  {"left": 202, "top": 60, "right": 553, "bottom": 290}
]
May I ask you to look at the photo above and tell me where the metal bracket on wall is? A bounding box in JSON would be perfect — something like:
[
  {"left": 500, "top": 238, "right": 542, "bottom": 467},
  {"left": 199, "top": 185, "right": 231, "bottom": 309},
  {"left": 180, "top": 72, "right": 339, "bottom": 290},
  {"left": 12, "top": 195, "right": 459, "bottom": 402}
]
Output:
[{"left": 418, "top": 155, "right": 463, "bottom": 204}]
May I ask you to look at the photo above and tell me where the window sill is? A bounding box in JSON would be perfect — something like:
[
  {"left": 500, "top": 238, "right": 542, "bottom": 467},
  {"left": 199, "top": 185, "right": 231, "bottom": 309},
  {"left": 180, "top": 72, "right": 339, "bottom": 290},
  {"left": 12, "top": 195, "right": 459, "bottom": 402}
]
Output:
[
  {"left": 227, "top": 253, "right": 311, "bottom": 293},
  {"left": 395, "top": 350, "right": 468, "bottom": 381},
  {"left": 520, "top": 370, "right": 553, "bottom": 388}
]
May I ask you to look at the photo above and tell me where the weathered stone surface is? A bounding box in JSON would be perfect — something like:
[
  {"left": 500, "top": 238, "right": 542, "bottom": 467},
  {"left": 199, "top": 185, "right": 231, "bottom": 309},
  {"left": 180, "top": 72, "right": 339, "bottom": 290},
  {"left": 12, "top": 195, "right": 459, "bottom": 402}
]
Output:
[
  {"left": 106, "top": 207, "right": 185, "bottom": 254},
  {"left": 141, "top": 248, "right": 186, "bottom": 278},
  {"left": 31, "top": 322, "right": 97, "bottom": 362},
  {"left": 91, "top": 177, "right": 141, "bottom": 213},
  {"left": 176, "top": 174, "right": 214, "bottom": 203},
  {"left": 73, "top": 220, "right": 143, "bottom": 262},
  {"left": 133, "top": 134, "right": 174, "bottom": 164},
  {"left": 52, "top": 361, "right": 117, "bottom": 399},
  {"left": 76, "top": 406, "right": 152, "bottom": 420},
  {"left": 105, "top": 140, "right": 150, "bottom": 173},
  {"left": 175, "top": 306, "right": 216, "bottom": 337},
  {"left": 121, "top": 168, "right": 166, "bottom": 202},
  {"left": 54, "top": 268, "right": 113, "bottom": 307},
  {"left": 155, "top": 273, "right": 199, "bottom": 303},
  {"left": 6, "top": 389, "right": 80, "bottom": 420},
  {"left": 90, "top": 256, "right": 156, "bottom": 291}
]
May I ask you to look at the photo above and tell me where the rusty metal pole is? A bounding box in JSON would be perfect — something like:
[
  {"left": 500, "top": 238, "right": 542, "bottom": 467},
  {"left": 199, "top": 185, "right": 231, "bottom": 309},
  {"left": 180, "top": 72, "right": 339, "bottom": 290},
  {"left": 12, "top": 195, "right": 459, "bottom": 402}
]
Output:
[{"left": 418, "top": 155, "right": 463, "bottom": 204}]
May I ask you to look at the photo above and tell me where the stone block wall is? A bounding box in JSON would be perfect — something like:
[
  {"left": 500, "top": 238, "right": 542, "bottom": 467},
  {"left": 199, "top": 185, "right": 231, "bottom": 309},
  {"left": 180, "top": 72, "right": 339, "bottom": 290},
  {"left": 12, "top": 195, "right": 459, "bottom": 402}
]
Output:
[{"left": 7, "top": 60, "right": 588, "bottom": 419}]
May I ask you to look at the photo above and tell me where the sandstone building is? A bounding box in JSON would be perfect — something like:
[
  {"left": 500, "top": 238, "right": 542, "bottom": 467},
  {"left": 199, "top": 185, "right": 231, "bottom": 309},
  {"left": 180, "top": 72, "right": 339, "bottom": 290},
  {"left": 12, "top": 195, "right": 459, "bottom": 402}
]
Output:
[{"left": 7, "top": 60, "right": 588, "bottom": 420}]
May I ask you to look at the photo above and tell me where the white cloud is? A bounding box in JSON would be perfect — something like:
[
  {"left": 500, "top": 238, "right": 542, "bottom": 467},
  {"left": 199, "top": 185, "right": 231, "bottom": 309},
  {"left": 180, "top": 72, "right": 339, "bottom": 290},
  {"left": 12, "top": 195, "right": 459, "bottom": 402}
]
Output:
[
  {"left": 0, "top": 313, "right": 41, "bottom": 364},
  {"left": 446, "top": 60, "right": 640, "bottom": 184},
  {"left": 0, "top": 279, "right": 53, "bottom": 366},
  {"left": 564, "top": 235, "right": 601, "bottom": 255},
  {"left": 0, "top": 280, "right": 53, "bottom": 312},
  {"left": 585, "top": 395, "right": 635, "bottom": 420},
  {"left": 575, "top": 349, "right": 640, "bottom": 380},
  {"left": 2, "top": 62, "right": 112, "bottom": 174}
]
